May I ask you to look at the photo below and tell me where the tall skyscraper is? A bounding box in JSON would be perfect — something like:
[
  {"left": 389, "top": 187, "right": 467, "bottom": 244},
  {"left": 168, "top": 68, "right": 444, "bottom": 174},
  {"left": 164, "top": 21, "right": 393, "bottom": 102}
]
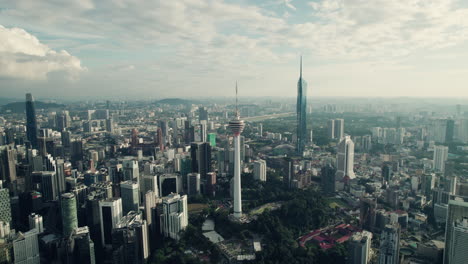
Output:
[
  {"left": 378, "top": 224, "right": 400, "bottom": 264},
  {"left": 228, "top": 84, "right": 245, "bottom": 219},
  {"left": 190, "top": 142, "right": 211, "bottom": 178},
  {"left": 207, "top": 133, "right": 216, "bottom": 147},
  {"left": 444, "top": 198, "right": 468, "bottom": 264},
  {"left": 335, "top": 136, "right": 356, "bottom": 189},
  {"left": 198, "top": 107, "right": 208, "bottom": 122},
  {"left": 160, "top": 193, "right": 188, "bottom": 240},
  {"left": 120, "top": 181, "right": 140, "bottom": 215},
  {"left": 296, "top": 57, "right": 308, "bottom": 155},
  {"left": 26, "top": 93, "right": 38, "bottom": 149},
  {"left": 327, "top": 119, "right": 335, "bottom": 139},
  {"left": 253, "top": 160, "right": 267, "bottom": 182},
  {"left": 349, "top": 231, "right": 373, "bottom": 264},
  {"left": 61, "top": 192, "right": 78, "bottom": 237},
  {"left": 99, "top": 197, "right": 123, "bottom": 247},
  {"left": 434, "top": 145, "right": 449, "bottom": 173}
]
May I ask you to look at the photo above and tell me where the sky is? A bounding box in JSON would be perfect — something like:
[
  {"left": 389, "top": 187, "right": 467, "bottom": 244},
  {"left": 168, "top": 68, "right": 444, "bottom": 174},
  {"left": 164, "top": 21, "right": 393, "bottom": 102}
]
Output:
[{"left": 1, "top": 0, "right": 468, "bottom": 99}]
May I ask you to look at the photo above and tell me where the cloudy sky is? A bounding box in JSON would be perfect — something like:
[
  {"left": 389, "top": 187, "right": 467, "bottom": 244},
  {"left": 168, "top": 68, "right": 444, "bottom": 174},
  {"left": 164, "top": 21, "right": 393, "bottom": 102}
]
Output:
[{"left": 1, "top": 0, "right": 468, "bottom": 99}]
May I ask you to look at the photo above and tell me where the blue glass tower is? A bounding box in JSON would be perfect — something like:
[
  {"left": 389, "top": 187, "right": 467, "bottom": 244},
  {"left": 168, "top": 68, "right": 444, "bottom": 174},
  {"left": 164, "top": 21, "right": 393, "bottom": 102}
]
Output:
[
  {"left": 26, "top": 93, "right": 38, "bottom": 149},
  {"left": 296, "top": 57, "right": 308, "bottom": 155}
]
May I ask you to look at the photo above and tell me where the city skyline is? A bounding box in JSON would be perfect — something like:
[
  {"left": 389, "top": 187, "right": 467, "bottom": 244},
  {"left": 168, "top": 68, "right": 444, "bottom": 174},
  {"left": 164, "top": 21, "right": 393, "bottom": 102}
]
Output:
[{"left": 1, "top": 0, "right": 468, "bottom": 98}]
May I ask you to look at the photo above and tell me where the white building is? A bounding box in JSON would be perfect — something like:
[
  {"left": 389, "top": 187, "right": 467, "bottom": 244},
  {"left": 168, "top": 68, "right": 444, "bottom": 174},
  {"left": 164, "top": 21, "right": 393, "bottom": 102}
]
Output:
[
  {"left": 433, "top": 145, "right": 449, "bottom": 173},
  {"left": 99, "top": 197, "right": 123, "bottom": 247},
  {"left": 349, "top": 231, "right": 373, "bottom": 264},
  {"left": 160, "top": 193, "right": 188, "bottom": 240},
  {"left": 253, "top": 160, "right": 267, "bottom": 182},
  {"left": 336, "top": 135, "right": 355, "bottom": 183},
  {"left": 122, "top": 159, "right": 139, "bottom": 181},
  {"left": 28, "top": 214, "right": 43, "bottom": 234},
  {"left": 378, "top": 224, "right": 400, "bottom": 264},
  {"left": 444, "top": 199, "right": 468, "bottom": 264}
]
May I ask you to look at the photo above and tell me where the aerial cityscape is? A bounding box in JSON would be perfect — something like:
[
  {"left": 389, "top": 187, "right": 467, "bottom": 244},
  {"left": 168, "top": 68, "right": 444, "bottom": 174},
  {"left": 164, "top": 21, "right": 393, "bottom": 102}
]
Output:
[{"left": 1, "top": 1, "right": 468, "bottom": 264}]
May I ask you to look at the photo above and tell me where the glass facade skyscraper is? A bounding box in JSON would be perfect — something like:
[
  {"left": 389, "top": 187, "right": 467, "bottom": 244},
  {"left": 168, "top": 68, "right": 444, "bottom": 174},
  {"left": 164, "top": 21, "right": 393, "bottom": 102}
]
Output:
[
  {"left": 25, "top": 93, "right": 38, "bottom": 149},
  {"left": 296, "top": 57, "right": 308, "bottom": 155}
]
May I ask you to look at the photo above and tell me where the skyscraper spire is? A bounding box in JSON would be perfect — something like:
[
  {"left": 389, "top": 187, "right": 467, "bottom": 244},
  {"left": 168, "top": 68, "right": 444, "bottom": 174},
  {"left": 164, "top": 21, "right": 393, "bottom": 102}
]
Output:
[
  {"left": 235, "top": 81, "right": 239, "bottom": 117},
  {"left": 300, "top": 55, "right": 302, "bottom": 78}
]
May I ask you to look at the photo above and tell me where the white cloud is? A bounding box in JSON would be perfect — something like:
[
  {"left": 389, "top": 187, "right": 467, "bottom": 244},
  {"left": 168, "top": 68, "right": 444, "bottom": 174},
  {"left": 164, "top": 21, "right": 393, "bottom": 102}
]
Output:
[{"left": 0, "top": 25, "right": 85, "bottom": 80}]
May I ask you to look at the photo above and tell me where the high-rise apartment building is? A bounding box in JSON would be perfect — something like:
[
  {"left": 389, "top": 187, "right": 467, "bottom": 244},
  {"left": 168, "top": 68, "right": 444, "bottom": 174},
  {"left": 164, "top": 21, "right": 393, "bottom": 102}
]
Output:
[
  {"left": 378, "top": 224, "right": 400, "bottom": 264},
  {"left": 433, "top": 145, "right": 449, "bottom": 173},
  {"left": 336, "top": 136, "right": 356, "bottom": 189},
  {"left": 13, "top": 229, "right": 40, "bottom": 264},
  {"left": 444, "top": 198, "right": 468, "bottom": 264},
  {"left": 253, "top": 160, "right": 267, "bottom": 182}
]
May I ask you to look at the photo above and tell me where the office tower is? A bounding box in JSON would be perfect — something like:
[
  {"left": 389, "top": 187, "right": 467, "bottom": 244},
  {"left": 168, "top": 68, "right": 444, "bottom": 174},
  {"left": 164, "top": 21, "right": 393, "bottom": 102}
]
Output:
[
  {"left": 56, "top": 159, "right": 66, "bottom": 194},
  {"left": 144, "top": 191, "right": 156, "bottom": 228},
  {"left": 159, "top": 120, "right": 168, "bottom": 139},
  {"left": 142, "top": 174, "right": 159, "bottom": 197},
  {"left": 156, "top": 128, "right": 164, "bottom": 151},
  {"left": 378, "top": 224, "right": 400, "bottom": 264},
  {"left": 198, "top": 107, "right": 208, "bottom": 122},
  {"left": 61, "top": 192, "right": 78, "bottom": 237},
  {"left": 99, "top": 197, "right": 123, "bottom": 247},
  {"left": 321, "top": 164, "right": 336, "bottom": 194},
  {"left": 349, "top": 231, "right": 373, "bottom": 264},
  {"left": 253, "top": 160, "right": 267, "bottom": 182},
  {"left": 335, "top": 136, "right": 356, "bottom": 188},
  {"left": 13, "top": 229, "right": 40, "bottom": 264},
  {"left": 120, "top": 181, "right": 139, "bottom": 215},
  {"left": 122, "top": 159, "right": 139, "bottom": 181},
  {"left": 446, "top": 119, "right": 455, "bottom": 143},
  {"left": 198, "top": 123, "right": 207, "bottom": 142},
  {"left": 382, "top": 163, "right": 392, "bottom": 183},
  {"left": 205, "top": 172, "right": 217, "bottom": 197},
  {"left": 0, "top": 145, "right": 17, "bottom": 188},
  {"left": 228, "top": 84, "right": 245, "bottom": 219},
  {"left": 106, "top": 118, "right": 114, "bottom": 133},
  {"left": 187, "top": 173, "right": 200, "bottom": 196},
  {"left": 25, "top": 93, "right": 38, "bottom": 149},
  {"left": 259, "top": 123, "right": 263, "bottom": 136},
  {"left": 113, "top": 211, "right": 149, "bottom": 264},
  {"left": 190, "top": 142, "right": 211, "bottom": 178},
  {"left": 61, "top": 130, "right": 71, "bottom": 148},
  {"left": 334, "top": 119, "right": 345, "bottom": 140},
  {"left": 0, "top": 183, "right": 11, "bottom": 224},
  {"left": 433, "top": 145, "right": 449, "bottom": 173},
  {"left": 68, "top": 226, "right": 96, "bottom": 264},
  {"left": 71, "top": 139, "right": 84, "bottom": 164},
  {"left": 28, "top": 213, "right": 43, "bottom": 233},
  {"left": 32, "top": 171, "right": 57, "bottom": 201},
  {"left": 207, "top": 133, "right": 216, "bottom": 147},
  {"left": 360, "top": 198, "right": 377, "bottom": 231},
  {"left": 296, "top": 57, "right": 308, "bottom": 155},
  {"left": 327, "top": 119, "right": 335, "bottom": 139},
  {"left": 158, "top": 174, "right": 182, "bottom": 197},
  {"left": 160, "top": 193, "right": 188, "bottom": 240},
  {"left": 444, "top": 198, "right": 468, "bottom": 264}
]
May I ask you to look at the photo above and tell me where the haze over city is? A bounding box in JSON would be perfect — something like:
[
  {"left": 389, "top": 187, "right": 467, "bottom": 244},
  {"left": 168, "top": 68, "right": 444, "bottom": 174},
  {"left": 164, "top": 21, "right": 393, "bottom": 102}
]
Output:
[{"left": 2, "top": 0, "right": 468, "bottom": 98}]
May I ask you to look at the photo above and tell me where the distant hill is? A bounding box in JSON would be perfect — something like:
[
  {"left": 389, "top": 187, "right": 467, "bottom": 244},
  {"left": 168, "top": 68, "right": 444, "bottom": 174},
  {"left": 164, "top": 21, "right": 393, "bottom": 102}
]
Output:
[
  {"left": 155, "top": 98, "right": 194, "bottom": 105},
  {"left": 1, "top": 101, "right": 65, "bottom": 113}
]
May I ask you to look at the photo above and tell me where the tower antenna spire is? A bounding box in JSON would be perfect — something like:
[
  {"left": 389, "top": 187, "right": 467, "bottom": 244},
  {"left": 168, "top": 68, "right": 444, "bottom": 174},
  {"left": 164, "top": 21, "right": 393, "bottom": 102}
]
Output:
[
  {"left": 300, "top": 55, "right": 302, "bottom": 78},
  {"left": 235, "top": 81, "right": 239, "bottom": 117}
]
